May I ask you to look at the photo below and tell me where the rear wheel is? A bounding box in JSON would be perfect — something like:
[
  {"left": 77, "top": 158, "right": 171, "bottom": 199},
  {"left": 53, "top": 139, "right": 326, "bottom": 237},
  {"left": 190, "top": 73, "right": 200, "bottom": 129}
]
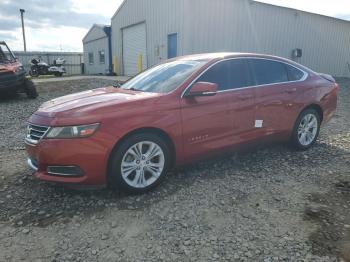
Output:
[
  {"left": 108, "top": 133, "right": 171, "bottom": 193},
  {"left": 23, "top": 78, "right": 38, "bottom": 99},
  {"left": 291, "top": 108, "right": 320, "bottom": 150}
]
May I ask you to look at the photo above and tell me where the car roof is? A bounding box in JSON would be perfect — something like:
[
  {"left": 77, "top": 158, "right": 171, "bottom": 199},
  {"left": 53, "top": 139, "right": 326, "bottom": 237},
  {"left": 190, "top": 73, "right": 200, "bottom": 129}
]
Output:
[
  {"left": 176, "top": 52, "right": 289, "bottom": 61},
  {"left": 174, "top": 52, "right": 313, "bottom": 73}
]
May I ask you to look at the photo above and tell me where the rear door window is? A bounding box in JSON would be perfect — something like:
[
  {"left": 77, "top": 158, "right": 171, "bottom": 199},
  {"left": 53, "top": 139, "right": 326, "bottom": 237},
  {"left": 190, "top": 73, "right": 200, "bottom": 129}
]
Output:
[
  {"left": 249, "top": 59, "right": 288, "bottom": 85},
  {"left": 228, "top": 59, "right": 252, "bottom": 89}
]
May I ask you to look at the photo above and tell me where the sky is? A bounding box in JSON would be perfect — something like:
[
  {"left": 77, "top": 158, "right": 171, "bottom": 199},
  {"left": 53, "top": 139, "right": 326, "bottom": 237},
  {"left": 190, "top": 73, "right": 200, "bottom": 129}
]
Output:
[
  {"left": 0, "top": 0, "right": 123, "bottom": 52},
  {"left": 0, "top": 0, "right": 349, "bottom": 52}
]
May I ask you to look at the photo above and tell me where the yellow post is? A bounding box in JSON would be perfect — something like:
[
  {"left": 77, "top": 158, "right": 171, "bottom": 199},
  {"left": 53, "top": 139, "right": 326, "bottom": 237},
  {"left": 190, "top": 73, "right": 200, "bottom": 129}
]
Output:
[{"left": 137, "top": 53, "right": 143, "bottom": 73}]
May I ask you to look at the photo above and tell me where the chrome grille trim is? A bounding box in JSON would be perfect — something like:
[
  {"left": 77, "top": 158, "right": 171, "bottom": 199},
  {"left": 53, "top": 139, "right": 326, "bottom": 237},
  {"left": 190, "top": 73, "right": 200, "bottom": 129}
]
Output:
[{"left": 25, "top": 124, "right": 49, "bottom": 145}]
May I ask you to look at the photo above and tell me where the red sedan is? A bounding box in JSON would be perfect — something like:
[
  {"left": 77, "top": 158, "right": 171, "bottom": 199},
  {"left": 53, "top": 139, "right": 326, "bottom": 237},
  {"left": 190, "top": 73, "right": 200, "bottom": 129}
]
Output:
[{"left": 25, "top": 53, "right": 338, "bottom": 193}]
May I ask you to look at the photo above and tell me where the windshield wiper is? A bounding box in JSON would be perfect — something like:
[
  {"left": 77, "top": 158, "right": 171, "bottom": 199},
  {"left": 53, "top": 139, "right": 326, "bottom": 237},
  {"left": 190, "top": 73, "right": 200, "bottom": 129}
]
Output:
[
  {"left": 113, "top": 82, "right": 121, "bottom": 88},
  {"left": 128, "top": 87, "right": 143, "bottom": 91},
  {"left": 113, "top": 83, "right": 143, "bottom": 92}
]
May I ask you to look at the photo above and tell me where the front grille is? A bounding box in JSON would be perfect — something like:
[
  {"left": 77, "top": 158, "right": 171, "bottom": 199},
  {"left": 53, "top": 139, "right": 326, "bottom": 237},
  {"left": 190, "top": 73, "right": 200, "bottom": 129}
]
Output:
[{"left": 26, "top": 124, "right": 49, "bottom": 144}]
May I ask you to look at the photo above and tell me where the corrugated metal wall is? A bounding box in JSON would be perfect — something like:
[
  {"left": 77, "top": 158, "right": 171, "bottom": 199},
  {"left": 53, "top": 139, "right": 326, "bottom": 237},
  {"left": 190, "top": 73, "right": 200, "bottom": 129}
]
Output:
[
  {"left": 83, "top": 37, "right": 110, "bottom": 75},
  {"left": 111, "top": 0, "right": 186, "bottom": 75},
  {"left": 83, "top": 25, "right": 111, "bottom": 75},
  {"left": 112, "top": 0, "right": 350, "bottom": 77},
  {"left": 13, "top": 51, "right": 83, "bottom": 75}
]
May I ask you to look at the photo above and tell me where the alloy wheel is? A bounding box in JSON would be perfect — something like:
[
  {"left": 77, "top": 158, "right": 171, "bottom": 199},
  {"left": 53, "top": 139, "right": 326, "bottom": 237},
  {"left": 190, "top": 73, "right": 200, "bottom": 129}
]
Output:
[
  {"left": 120, "top": 141, "right": 165, "bottom": 188},
  {"left": 297, "top": 113, "right": 318, "bottom": 146}
]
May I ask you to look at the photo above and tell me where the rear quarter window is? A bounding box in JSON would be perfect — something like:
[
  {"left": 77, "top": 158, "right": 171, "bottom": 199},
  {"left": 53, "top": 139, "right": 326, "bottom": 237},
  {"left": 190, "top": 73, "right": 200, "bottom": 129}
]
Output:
[{"left": 286, "top": 65, "right": 305, "bottom": 81}]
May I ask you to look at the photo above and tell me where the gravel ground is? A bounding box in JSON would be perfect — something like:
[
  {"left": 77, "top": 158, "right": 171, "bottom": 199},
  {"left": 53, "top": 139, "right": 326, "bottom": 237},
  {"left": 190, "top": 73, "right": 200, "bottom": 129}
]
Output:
[{"left": 0, "top": 78, "right": 349, "bottom": 261}]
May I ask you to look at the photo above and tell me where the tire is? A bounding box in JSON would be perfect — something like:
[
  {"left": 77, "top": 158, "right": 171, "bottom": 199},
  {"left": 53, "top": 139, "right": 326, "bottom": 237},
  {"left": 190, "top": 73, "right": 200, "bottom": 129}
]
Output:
[
  {"left": 108, "top": 133, "right": 171, "bottom": 194},
  {"left": 23, "top": 78, "right": 38, "bottom": 99},
  {"left": 54, "top": 72, "right": 63, "bottom": 77},
  {"left": 291, "top": 108, "right": 321, "bottom": 150},
  {"left": 29, "top": 69, "right": 39, "bottom": 78}
]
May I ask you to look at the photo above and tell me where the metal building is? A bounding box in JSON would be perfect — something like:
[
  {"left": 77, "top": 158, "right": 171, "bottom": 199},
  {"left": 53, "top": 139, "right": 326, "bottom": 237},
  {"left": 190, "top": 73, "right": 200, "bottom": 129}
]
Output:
[
  {"left": 83, "top": 24, "right": 112, "bottom": 75},
  {"left": 111, "top": 0, "right": 350, "bottom": 77}
]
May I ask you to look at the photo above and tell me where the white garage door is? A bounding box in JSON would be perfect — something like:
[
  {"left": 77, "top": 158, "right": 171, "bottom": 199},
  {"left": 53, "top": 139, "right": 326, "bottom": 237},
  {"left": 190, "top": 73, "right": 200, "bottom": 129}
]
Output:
[{"left": 122, "top": 23, "right": 147, "bottom": 76}]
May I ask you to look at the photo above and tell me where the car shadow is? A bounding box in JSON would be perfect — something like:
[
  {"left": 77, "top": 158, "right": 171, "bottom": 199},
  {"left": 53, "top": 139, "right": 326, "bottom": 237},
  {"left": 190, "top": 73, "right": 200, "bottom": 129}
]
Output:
[{"left": 0, "top": 138, "right": 349, "bottom": 230}]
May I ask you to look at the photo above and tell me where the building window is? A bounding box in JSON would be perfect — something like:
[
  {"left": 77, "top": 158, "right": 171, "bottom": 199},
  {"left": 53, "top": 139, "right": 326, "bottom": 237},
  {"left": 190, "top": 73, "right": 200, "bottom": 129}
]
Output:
[
  {"left": 99, "top": 50, "right": 105, "bottom": 64},
  {"left": 88, "top": 53, "right": 94, "bottom": 65}
]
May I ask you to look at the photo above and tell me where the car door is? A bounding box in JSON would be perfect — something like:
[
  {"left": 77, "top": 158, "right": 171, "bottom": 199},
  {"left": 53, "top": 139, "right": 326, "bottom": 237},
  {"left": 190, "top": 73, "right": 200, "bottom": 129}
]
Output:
[
  {"left": 180, "top": 60, "right": 234, "bottom": 159},
  {"left": 228, "top": 59, "right": 257, "bottom": 144},
  {"left": 248, "top": 58, "right": 304, "bottom": 135},
  {"left": 180, "top": 59, "right": 256, "bottom": 159}
]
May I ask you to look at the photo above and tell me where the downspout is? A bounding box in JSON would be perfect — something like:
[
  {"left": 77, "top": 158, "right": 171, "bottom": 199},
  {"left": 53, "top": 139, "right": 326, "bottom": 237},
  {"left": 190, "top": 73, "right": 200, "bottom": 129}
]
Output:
[{"left": 104, "top": 26, "right": 113, "bottom": 75}]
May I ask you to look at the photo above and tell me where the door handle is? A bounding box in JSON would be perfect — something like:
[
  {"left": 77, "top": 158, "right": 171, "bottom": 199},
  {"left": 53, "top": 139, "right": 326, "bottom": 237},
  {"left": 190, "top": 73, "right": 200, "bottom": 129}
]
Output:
[
  {"left": 285, "top": 88, "right": 297, "bottom": 94},
  {"left": 238, "top": 94, "right": 253, "bottom": 100}
]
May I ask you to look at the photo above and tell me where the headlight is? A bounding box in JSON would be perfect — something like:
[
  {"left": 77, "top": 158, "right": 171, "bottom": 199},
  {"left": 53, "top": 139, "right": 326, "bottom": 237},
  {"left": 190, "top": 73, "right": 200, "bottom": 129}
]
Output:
[
  {"left": 45, "top": 123, "right": 100, "bottom": 139},
  {"left": 14, "top": 66, "right": 24, "bottom": 73}
]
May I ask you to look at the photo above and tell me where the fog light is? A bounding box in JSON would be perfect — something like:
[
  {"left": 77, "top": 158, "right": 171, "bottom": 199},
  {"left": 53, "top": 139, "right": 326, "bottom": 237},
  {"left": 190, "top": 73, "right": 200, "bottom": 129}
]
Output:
[{"left": 47, "top": 166, "right": 83, "bottom": 177}]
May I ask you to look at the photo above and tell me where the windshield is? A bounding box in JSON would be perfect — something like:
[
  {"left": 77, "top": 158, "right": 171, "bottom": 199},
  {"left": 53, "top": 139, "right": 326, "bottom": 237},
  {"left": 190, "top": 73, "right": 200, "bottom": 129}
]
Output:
[
  {"left": 0, "top": 43, "right": 15, "bottom": 63},
  {"left": 122, "top": 60, "right": 208, "bottom": 93}
]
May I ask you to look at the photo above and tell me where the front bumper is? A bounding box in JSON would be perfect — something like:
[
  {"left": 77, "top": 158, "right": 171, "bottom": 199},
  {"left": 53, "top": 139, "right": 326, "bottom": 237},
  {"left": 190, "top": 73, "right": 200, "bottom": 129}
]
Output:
[
  {"left": 25, "top": 132, "right": 114, "bottom": 186},
  {"left": 27, "top": 158, "right": 38, "bottom": 171}
]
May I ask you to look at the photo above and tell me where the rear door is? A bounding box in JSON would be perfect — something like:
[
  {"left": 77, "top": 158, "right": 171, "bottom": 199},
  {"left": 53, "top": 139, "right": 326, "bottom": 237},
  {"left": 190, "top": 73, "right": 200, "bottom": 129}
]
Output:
[
  {"left": 227, "top": 59, "right": 257, "bottom": 144},
  {"left": 249, "top": 58, "right": 306, "bottom": 135}
]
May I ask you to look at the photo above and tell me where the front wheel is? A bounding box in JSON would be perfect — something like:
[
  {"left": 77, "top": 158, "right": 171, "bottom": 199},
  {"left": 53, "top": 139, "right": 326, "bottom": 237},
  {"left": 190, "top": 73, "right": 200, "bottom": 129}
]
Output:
[
  {"left": 29, "top": 69, "right": 39, "bottom": 77},
  {"left": 291, "top": 108, "right": 321, "bottom": 150},
  {"left": 108, "top": 133, "right": 171, "bottom": 193},
  {"left": 23, "top": 78, "right": 38, "bottom": 99}
]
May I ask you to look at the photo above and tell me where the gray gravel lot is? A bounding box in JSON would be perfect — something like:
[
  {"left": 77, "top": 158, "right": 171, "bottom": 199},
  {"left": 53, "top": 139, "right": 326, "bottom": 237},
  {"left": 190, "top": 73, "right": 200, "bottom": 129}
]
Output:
[{"left": 0, "top": 78, "right": 349, "bottom": 261}]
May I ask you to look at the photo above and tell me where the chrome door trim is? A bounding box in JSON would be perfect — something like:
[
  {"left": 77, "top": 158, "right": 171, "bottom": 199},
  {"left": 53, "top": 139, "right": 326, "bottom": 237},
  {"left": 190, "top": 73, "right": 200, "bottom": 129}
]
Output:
[{"left": 181, "top": 57, "right": 309, "bottom": 98}]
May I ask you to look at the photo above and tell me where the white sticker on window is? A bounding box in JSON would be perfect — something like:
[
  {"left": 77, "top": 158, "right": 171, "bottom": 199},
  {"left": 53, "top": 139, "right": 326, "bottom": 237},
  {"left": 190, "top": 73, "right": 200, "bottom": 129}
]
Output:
[{"left": 255, "top": 120, "right": 263, "bottom": 128}]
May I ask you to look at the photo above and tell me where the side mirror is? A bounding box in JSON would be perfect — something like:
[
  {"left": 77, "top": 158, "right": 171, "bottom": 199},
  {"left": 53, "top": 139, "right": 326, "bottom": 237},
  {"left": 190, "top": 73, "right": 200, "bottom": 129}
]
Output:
[{"left": 186, "top": 82, "right": 218, "bottom": 97}]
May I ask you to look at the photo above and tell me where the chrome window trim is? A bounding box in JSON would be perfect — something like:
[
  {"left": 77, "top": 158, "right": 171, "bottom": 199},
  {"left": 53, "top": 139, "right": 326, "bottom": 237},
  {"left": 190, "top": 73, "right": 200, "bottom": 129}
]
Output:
[{"left": 181, "top": 57, "right": 309, "bottom": 98}]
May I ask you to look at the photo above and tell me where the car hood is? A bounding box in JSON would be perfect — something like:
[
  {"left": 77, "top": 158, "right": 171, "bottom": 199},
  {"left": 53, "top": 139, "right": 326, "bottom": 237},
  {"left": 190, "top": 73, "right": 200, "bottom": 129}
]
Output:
[
  {"left": 0, "top": 61, "right": 22, "bottom": 73},
  {"left": 35, "top": 86, "right": 162, "bottom": 118}
]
